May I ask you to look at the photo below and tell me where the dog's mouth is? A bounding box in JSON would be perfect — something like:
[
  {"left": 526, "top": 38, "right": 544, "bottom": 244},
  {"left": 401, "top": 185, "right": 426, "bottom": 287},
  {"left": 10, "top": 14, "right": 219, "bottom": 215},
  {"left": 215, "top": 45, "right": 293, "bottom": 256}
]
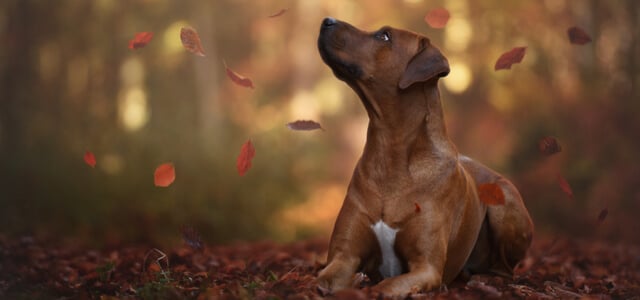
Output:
[{"left": 318, "top": 17, "right": 363, "bottom": 82}]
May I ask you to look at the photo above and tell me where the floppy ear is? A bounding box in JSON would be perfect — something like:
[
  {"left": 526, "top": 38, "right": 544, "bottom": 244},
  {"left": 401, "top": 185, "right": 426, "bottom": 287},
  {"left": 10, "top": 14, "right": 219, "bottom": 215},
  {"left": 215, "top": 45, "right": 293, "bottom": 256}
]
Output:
[{"left": 398, "top": 40, "right": 450, "bottom": 89}]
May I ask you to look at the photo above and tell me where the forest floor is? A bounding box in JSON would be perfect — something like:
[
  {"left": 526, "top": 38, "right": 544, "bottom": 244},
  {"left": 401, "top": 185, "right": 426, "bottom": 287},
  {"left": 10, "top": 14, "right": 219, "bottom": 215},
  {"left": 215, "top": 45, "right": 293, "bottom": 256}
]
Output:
[{"left": 1, "top": 234, "right": 639, "bottom": 299}]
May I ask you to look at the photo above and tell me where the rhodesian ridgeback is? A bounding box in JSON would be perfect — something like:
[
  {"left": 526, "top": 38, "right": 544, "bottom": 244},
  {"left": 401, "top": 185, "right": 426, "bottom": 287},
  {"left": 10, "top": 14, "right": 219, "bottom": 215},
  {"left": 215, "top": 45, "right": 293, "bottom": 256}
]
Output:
[{"left": 316, "top": 17, "right": 534, "bottom": 296}]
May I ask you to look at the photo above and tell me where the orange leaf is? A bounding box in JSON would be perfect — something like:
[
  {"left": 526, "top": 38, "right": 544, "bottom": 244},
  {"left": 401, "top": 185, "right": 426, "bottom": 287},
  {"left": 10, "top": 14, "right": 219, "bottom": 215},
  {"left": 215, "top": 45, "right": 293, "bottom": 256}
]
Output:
[
  {"left": 128, "top": 32, "right": 154, "bottom": 50},
  {"left": 286, "top": 120, "right": 323, "bottom": 131},
  {"left": 568, "top": 26, "right": 592, "bottom": 45},
  {"left": 557, "top": 174, "right": 573, "bottom": 199},
  {"left": 268, "top": 8, "right": 288, "bottom": 18},
  {"left": 478, "top": 183, "right": 505, "bottom": 206},
  {"left": 84, "top": 151, "right": 96, "bottom": 168},
  {"left": 414, "top": 202, "right": 422, "bottom": 213},
  {"left": 237, "top": 140, "right": 256, "bottom": 176},
  {"left": 538, "top": 136, "right": 562, "bottom": 156},
  {"left": 494, "top": 47, "right": 527, "bottom": 71},
  {"left": 224, "top": 61, "right": 254, "bottom": 89},
  {"left": 154, "top": 163, "right": 175, "bottom": 187},
  {"left": 180, "top": 27, "right": 206, "bottom": 57},
  {"left": 597, "top": 208, "right": 608, "bottom": 223},
  {"left": 424, "top": 8, "right": 450, "bottom": 29}
]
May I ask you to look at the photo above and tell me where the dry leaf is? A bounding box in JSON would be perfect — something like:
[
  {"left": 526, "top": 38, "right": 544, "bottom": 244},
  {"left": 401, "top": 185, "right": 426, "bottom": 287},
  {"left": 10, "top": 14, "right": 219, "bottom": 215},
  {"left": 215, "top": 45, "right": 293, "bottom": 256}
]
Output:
[
  {"left": 557, "top": 174, "right": 574, "bottom": 199},
  {"left": 268, "top": 8, "right": 288, "bottom": 18},
  {"left": 237, "top": 140, "right": 255, "bottom": 176},
  {"left": 414, "top": 202, "right": 422, "bottom": 213},
  {"left": 154, "top": 163, "right": 176, "bottom": 187},
  {"left": 84, "top": 151, "right": 96, "bottom": 168},
  {"left": 478, "top": 183, "right": 506, "bottom": 205},
  {"left": 597, "top": 208, "right": 608, "bottom": 223},
  {"left": 128, "top": 32, "right": 154, "bottom": 50},
  {"left": 180, "top": 27, "right": 206, "bottom": 57},
  {"left": 538, "top": 136, "right": 562, "bottom": 156},
  {"left": 286, "top": 120, "right": 323, "bottom": 131},
  {"left": 467, "top": 280, "right": 502, "bottom": 298},
  {"left": 568, "top": 26, "right": 592, "bottom": 45},
  {"left": 495, "top": 47, "right": 527, "bottom": 71},
  {"left": 224, "top": 61, "right": 254, "bottom": 89},
  {"left": 424, "top": 8, "right": 450, "bottom": 29}
]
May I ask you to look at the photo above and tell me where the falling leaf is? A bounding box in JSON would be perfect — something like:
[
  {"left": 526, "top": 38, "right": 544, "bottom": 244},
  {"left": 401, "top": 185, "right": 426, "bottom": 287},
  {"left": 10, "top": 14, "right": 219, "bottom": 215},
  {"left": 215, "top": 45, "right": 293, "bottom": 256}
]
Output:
[
  {"left": 568, "top": 26, "right": 592, "bottom": 45},
  {"left": 84, "top": 151, "right": 96, "bottom": 168},
  {"left": 424, "top": 8, "right": 450, "bottom": 29},
  {"left": 180, "top": 27, "right": 206, "bottom": 57},
  {"left": 557, "top": 174, "right": 573, "bottom": 199},
  {"left": 268, "top": 8, "right": 288, "bottom": 18},
  {"left": 538, "top": 136, "right": 562, "bottom": 156},
  {"left": 237, "top": 140, "right": 255, "bottom": 176},
  {"left": 128, "top": 32, "right": 154, "bottom": 50},
  {"left": 478, "top": 183, "right": 506, "bottom": 205},
  {"left": 286, "top": 120, "right": 323, "bottom": 131},
  {"left": 494, "top": 47, "right": 527, "bottom": 71},
  {"left": 414, "top": 202, "right": 422, "bottom": 213},
  {"left": 224, "top": 61, "right": 254, "bottom": 89},
  {"left": 597, "top": 208, "right": 608, "bottom": 223},
  {"left": 181, "top": 226, "right": 203, "bottom": 250},
  {"left": 154, "top": 163, "right": 176, "bottom": 187}
]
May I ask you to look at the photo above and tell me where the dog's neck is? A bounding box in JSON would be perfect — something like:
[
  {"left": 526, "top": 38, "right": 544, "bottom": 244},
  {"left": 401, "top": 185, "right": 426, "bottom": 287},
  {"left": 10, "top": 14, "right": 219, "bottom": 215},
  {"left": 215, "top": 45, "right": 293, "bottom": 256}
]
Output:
[{"left": 359, "top": 81, "right": 458, "bottom": 176}]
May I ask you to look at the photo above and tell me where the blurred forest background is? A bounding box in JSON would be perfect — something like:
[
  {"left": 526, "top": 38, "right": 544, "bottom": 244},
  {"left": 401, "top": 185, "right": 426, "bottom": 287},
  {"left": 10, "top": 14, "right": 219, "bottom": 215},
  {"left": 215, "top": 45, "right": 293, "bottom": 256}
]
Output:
[{"left": 1, "top": 0, "right": 639, "bottom": 247}]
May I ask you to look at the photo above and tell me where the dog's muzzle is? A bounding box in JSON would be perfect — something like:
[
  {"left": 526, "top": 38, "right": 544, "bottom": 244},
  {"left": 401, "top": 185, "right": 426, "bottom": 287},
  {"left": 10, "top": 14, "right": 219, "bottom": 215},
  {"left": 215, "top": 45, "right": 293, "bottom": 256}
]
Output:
[{"left": 318, "top": 17, "right": 362, "bottom": 81}]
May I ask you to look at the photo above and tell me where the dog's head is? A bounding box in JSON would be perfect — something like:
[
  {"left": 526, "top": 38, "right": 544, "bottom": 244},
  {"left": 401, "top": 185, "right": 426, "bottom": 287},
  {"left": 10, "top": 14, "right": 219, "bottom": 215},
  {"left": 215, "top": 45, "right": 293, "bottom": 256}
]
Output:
[{"left": 318, "top": 17, "right": 449, "bottom": 91}]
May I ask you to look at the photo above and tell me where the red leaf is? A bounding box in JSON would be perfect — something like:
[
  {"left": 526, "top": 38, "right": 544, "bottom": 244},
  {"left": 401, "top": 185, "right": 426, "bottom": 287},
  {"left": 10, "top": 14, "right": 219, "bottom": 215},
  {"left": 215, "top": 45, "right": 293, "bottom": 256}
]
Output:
[
  {"left": 414, "top": 202, "right": 422, "bottom": 213},
  {"left": 224, "top": 61, "right": 254, "bottom": 89},
  {"left": 478, "top": 183, "right": 505, "bottom": 206},
  {"left": 237, "top": 140, "right": 255, "bottom": 176},
  {"left": 597, "top": 208, "right": 608, "bottom": 223},
  {"left": 268, "top": 8, "right": 288, "bottom": 18},
  {"left": 494, "top": 47, "right": 527, "bottom": 71},
  {"left": 424, "top": 8, "right": 450, "bottom": 29},
  {"left": 180, "top": 27, "right": 206, "bottom": 57},
  {"left": 154, "top": 163, "right": 176, "bottom": 187},
  {"left": 568, "top": 26, "right": 592, "bottom": 45},
  {"left": 538, "top": 136, "right": 562, "bottom": 156},
  {"left": 128, "top": 32, "right": 154, "bottom": 50},
  {"left": 557, "top": 174, "right": 573, "bottom": 199},
  {"left": 84, "top": 151, "right": 96, "bottom": 168},
  {"left": 286, "top": 120, "right": 323, "bottom": 131}
]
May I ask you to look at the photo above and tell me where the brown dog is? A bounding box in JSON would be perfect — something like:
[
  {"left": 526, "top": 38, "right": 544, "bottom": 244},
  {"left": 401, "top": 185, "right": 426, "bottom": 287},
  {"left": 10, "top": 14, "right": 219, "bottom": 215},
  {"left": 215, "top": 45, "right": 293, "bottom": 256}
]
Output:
[{"left": 316, "top": 17, "right": 534, "bottom": 296}]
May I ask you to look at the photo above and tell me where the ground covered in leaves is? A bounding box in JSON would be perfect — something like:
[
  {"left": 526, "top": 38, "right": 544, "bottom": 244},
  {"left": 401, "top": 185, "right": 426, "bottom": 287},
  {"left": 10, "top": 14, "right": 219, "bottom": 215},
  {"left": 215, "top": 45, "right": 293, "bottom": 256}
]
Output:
[{"left": 1, "top": 234, "right": 639, "bottom": 299}]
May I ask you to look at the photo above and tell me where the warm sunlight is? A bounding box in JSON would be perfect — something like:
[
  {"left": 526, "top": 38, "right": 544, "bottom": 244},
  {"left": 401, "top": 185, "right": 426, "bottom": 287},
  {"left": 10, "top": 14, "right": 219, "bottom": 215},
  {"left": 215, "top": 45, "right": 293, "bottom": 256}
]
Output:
[
  {"left": 163, "top": 21, "right": 190, "bottom": 56},
  {"left": 444, "top": 17, "right": 472, "bottom": 52},
  {"left": 443, "top": 61, "right": 473, "bottom": 94},
  {"left": 119, "top": 87, "right": 149, "bottom": 131}
]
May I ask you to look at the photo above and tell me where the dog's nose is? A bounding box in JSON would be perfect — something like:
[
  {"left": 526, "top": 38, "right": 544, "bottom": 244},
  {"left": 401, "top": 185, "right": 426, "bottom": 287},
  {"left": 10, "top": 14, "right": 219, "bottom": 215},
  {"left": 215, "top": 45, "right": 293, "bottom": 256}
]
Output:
[{"left": 322, "top": 17, "right": 337, "bottom": 28}]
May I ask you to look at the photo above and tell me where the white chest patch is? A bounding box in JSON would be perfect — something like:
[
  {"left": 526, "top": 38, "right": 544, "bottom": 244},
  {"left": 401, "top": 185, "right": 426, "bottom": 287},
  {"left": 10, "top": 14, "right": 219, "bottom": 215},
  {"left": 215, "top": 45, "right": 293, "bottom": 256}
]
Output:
[{"left": 370, "top": 220, "right": 402, "bottom": 278}]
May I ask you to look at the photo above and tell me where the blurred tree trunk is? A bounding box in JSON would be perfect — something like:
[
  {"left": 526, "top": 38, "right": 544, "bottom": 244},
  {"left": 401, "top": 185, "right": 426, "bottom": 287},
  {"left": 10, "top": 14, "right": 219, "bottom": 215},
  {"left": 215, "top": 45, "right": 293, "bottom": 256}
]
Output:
[
  {"left": 193, "top": 1, "right": 221, "bottom": 138},
  {"left": 1, "top": 1, "right": 34, "bottom": 154}
]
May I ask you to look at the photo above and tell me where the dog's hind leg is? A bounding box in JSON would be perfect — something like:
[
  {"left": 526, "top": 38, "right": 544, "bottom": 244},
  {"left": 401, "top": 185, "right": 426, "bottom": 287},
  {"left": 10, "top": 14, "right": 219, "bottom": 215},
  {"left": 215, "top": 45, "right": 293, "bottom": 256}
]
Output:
[{"left": 460, "top": 156, "right": 534, "bottom": 277}]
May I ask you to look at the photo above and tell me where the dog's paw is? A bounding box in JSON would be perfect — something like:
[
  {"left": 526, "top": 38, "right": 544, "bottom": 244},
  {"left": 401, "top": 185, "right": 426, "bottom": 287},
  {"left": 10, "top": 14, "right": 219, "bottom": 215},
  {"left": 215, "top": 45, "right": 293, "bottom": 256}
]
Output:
[{"left": 315, "top": 283, "right": 332, "bottom": 297}]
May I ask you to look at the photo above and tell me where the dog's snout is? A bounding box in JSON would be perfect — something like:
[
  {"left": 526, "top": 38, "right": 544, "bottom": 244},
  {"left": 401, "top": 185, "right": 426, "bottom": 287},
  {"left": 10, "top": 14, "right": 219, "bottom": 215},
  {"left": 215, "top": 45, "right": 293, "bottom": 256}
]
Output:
[{"left": 322, "top": 17, "right": 338, "bottom": 28}]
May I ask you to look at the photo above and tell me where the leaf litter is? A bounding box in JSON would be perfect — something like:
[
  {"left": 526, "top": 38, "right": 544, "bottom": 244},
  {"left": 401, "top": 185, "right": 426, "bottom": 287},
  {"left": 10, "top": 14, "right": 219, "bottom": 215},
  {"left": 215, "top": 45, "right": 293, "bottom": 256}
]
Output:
[{"left": 0, "top": 234, "right": 638, "bottom": 299}]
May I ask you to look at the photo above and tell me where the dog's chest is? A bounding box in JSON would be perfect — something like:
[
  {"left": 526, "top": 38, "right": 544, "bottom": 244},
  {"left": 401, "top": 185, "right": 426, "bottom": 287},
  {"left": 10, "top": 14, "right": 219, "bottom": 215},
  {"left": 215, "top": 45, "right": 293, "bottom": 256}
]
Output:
[{"left": 370, "top": 220, "right": 403, "bottom": 278}]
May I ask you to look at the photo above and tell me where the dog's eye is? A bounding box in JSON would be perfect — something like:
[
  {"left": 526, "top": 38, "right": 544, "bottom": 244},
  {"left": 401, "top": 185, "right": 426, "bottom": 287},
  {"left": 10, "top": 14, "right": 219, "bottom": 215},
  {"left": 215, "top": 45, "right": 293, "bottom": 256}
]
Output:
[{"left": 376, "top": 31, "right": 391, "bottom": 42}]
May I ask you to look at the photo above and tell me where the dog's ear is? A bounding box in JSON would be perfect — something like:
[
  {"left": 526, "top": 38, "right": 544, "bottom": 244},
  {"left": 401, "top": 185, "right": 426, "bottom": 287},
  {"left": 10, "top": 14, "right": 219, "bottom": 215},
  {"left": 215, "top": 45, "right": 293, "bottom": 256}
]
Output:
[{"left": 398, "top": 39, "right": 450, "bottom": 89}]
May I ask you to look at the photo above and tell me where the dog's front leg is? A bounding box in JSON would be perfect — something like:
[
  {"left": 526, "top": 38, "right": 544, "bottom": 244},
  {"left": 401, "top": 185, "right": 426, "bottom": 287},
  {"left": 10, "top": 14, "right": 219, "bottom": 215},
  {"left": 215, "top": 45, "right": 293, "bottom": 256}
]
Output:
[
  {"left": 317, "top": 196, "right": 377, "bottom": 291},
  {"left": 373, "top": 226, "right": 447, "bottom": 296}
]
